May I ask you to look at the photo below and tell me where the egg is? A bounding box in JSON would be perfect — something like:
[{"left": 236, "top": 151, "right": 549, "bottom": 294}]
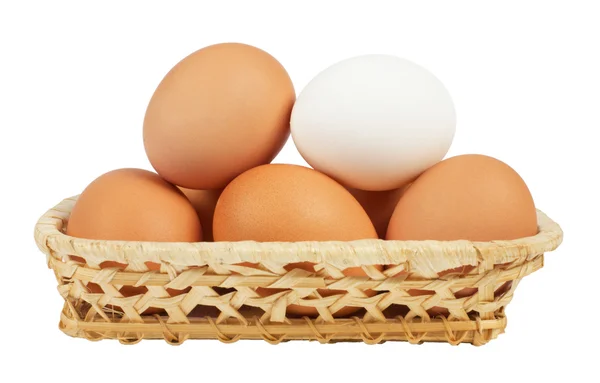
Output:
[
  {"left": 143, "top": 42, "right": 295, "bottom": 190},
  {"left": 346, "top": 185, "right": 408, "bottom": 238},
  {"left": 213, "top": 164, "right": 381, "bottom": 317},
  {"left": 386, "top": 154, "right": 538, "bottom": 316},
  {"left": 178, "top": 187, "right": 222, "bottom": 242},
  {"left": 386, "top": 154, "right": 538, "bottom": 241},
  {"left": 67, "top": 168, "right": 202, "bottom": 314},
  {"left": 290, "top": 54, "right": 456, "bottom": 191}
]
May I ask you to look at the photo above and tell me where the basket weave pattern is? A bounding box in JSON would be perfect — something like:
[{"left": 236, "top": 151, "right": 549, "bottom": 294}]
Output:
[{"left": 35, "top": 196, "right": 563, "bottom": 346}]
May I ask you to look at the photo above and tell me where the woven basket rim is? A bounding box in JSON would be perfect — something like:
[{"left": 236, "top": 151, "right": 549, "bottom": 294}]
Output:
[{"left": 35, "top": 195, "right": 563, "bottom": 275}]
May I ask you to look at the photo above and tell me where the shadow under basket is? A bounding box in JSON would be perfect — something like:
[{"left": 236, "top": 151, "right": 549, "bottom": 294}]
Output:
[{"left": 34, "top": 196, "right": 563, "bottom": 346}]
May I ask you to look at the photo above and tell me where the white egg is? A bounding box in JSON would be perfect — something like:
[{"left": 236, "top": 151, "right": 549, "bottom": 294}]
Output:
[{"left": 290, "top": 54, "right": 456, "bottom": 191}]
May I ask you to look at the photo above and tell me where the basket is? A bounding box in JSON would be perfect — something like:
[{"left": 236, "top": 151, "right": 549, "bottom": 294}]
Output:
[{"left": 34, "top": 196, "right": 563, "bottom": 346}]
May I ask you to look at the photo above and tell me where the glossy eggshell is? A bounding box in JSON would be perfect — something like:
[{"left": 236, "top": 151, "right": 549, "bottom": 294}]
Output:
[{"left": 143, "top": 43, "right": 295, "bottom": 189}]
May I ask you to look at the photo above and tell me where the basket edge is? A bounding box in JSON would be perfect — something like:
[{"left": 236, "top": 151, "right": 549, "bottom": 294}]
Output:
[{"left": 35, "top": 195, "right": 563, "bottom": 275}]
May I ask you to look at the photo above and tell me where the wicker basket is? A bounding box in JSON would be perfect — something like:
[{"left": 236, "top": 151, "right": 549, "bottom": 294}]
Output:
[{"left": 34, "top": 196, "right": 563, "bottom": 346}]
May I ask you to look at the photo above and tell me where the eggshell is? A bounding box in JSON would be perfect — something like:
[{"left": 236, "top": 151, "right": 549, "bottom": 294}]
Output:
[
  {"left": 213, "top": 164, "right": 381, "bottom": 317},
  {"left": 179, "top": 187, "right": 222, "bottom": 242},
  {"left": 143, "top": 42, "right": 295, "bottom": 189},
  {"left": 386, "top": 154, "right": 538, "bottom": 317},
  {"left": 67, "top": 168, "right": 201, "bottom": 314},
  {"left": 346, "top": 185, "right": 408, "bottom": 238},
  {"left": 290, "top": 54, "right": 456, "bottom": 191},
  {"left": 386, "top": 154, "right": 538, "bottom": 241}
]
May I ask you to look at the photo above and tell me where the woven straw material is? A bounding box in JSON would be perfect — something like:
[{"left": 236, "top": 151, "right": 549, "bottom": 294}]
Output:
[{"left": 35, "top": 196, "right": 563, "bottom": 346}]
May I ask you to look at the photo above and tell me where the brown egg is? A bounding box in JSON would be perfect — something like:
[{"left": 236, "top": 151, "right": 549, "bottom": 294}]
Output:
[
  {"left": 386, "top": 154, "right": 537, "bottom": 317},
  {"left": 346, "top": 185, "right": 408, "bottom": 238},
  {"left": 386, "top": 154, "right": 538, "bottom": 241},
  {"left": 67, "top": 168, "right": 202, "bottom": 314},
  {"left": 143, "top": 42, "right": 295, "bottom": 189},
  {"left": 178, "top": 187, "right": 222, "bottom": 242},
  {"left": 213, "top": 164, "right": 381, "bottom": 317}
]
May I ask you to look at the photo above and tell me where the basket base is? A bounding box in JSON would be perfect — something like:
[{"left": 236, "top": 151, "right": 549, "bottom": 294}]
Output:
[{"left": 58, "top": 302, "right": 506, "bottom": 346}]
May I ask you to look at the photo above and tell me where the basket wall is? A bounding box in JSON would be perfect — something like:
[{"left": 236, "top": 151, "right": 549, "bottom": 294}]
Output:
[{"left": 35, "top": 197, "right": 563, "bottom": 346}]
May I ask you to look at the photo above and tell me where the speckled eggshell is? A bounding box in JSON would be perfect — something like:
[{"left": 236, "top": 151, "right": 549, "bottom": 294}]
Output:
[{"left": 213, "top": 164, "right": 381, "bottom": 317}]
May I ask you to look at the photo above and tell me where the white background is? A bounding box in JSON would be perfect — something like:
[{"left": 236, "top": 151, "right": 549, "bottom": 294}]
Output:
[{"left": 1, "top": 1, "right": 597, "bottom": 381}]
